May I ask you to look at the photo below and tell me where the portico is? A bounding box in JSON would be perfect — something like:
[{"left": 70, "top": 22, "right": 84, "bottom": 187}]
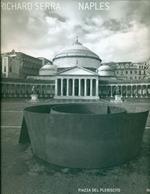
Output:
[{"left": 55, "top": 66, "right": 99, "bottom": 99}]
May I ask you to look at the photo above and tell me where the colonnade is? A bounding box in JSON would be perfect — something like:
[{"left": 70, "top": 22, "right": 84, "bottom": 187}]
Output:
[
  {"left": 1, "top": 82, "right": 55, "bottom": 98},
  {"left": 55, "top": 78, "right": 99, "bottom": 98},
  {"left": 99, "top": 84, "right": 150, "bottom": 98},
  {"left": 1, "top": 79, "right": 150, "bottom": 99}
]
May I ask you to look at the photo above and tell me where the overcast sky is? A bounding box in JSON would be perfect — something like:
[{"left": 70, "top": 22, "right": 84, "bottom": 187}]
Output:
[{"left": 1, "top": 0, "right": 150, "bottom": 62}]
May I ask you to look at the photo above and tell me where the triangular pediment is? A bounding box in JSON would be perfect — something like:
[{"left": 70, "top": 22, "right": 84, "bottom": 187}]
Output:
[{"left": 58, "top": 66, "right": 97, "bottom": 76}]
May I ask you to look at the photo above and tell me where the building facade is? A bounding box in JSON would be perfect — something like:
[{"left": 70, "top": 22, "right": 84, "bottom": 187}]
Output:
[
  {"left": 1, "top": 50, "right": 43, "bottom": 79},
  {"left": 1, "top": 39, "right": 150, "bottom": 100},
  {"left": 103, "top": 62, "right": 147, "bottom": 81},
  {"left": 55, "top": 66, "right": 99, "bottom": 99}
]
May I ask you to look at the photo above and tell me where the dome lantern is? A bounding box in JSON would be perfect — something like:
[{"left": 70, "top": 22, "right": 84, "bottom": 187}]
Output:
[{"left": 73, "top": 36, "right": 82, "bottom": 45}]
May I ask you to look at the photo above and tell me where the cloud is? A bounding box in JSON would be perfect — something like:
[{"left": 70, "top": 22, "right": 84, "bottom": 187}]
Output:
[
  {"left": 103, "top": 19, "right": 133, "bottom": 32},
  {"left": 44, "top": 9, "right": 67, "bottom": 23},
  {"left": 1, "top": 0, "right": 150, "bottom": 62},
  {"left": 126, "top": 1, "right": 150, "bottom": 26}
]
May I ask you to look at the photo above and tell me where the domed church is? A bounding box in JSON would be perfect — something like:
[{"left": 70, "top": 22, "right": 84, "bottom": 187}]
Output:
[
  {"left": 32, "top": 37, "right": 116, "bottom": 99},
  {"left": 53, "top": 37, "right": 101, "bottom": 71}
]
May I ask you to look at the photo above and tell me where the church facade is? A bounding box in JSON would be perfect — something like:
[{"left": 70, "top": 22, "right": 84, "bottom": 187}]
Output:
[
  {"left": 55, "top": 66, "right": 99, "bottom": 99},
  {"left": 1, "top": 38, "right": 150, "bottom": 99},
  {"left": 30, "top": 38, "right": 116, "bottom": 99}
]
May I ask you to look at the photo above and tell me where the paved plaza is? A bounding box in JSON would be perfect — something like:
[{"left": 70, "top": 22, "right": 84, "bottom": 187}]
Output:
[{"left": 1, "top": 99, "right": 150, "bottom": 194}]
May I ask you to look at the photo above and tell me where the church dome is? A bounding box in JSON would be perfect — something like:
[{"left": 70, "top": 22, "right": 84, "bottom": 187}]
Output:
[
  {"left": 53, "top": 38, "right": 101, "bottom": 70},
  {"left": 39, "top": 63, "right": 57, "bottom": 76},
  {"left": 98, "top": 64, "right": 115, "bottom": 77}
]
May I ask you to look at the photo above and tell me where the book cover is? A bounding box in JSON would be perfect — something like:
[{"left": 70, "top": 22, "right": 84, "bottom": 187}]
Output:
[{"left": 1, "top": 0, "right": 150, "bottom": 194}]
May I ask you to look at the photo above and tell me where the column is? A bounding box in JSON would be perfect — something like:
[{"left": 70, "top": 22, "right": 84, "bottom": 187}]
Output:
[
  {"left": 61, "top": 78, "right": 63, "bottom": 96},
  {"left": 78, "top": 79, "right": 81, "bottom": 96},
  {"left": 136, "top": 85, "right": 138, "bottom": 98},
  {"left": 45, "top": 85, "right": 47, "bottom": 97},
  {"left": 84, "top": 79, "right": 87, "bottom": 96},
  {"left": 72, "top": 79, "right": 75, "bottom": 96},
  {"left": 96, "top": 79, "right": 98, "bottom": 97},
  {"left": 23, "top": 84, "right": 25, "bottom": 97},
  {"left": 140, "top": 85, "right": 143, "bottom": 98},
  {"left": 25, "top": 84, "right": 27, "bottom": 97},
  {"left": 148, "top": 85, "right": 150, "bottom": 98},
  {"left": 146, "top": 85, "right": 148, "bottom": 98},
  {"left": 105, "top": 86, "right": 107, "bottom": 97},
  {"left": 130, "top": 85, "right": 133, "bottom": 98},
  {"left": 39, "top": 85, "right": 41, "bottom": 97},
  {"left": 121, "top": 85, "right": 123, "bottom": 97},
  {"left": 90, "top": 79, "right": 93, "bottom": 96},
  {"left": 143, "top": 85, "right": 146, "bottom": 98},
  {"left": 13, "top": 84, "right": 16, "bottom": 97},
  {"left": 126, "top": 85, "right": 128, "bottom": 98},
  {"left": 66, "top": 79, "right": 69, "bottom": 96},
  {"left": 55, "top": 79, "right": 58, "bottom": 96},
  {"left": 110, "top": 85, "right": 113, "bottom": 98}
]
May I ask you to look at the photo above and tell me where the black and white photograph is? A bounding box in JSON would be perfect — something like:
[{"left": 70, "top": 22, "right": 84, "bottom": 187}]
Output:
[{"left": 1, "top": 0, "right": 150, "bottom": 194}]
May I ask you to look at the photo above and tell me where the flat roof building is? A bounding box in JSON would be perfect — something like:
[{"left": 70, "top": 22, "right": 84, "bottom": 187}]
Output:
[{"left": 1, "top": 50, "right": 43, "bottom": 79}]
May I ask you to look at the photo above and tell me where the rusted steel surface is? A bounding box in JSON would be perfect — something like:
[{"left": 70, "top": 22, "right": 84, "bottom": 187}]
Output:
[{"left": 19, "top": 103, "right": 149, "bottom": 169}]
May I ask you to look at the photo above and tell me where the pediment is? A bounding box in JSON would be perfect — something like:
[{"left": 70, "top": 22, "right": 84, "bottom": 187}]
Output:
[{"left": 58, "top": 66, "right": 97, "bottom": 76}]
